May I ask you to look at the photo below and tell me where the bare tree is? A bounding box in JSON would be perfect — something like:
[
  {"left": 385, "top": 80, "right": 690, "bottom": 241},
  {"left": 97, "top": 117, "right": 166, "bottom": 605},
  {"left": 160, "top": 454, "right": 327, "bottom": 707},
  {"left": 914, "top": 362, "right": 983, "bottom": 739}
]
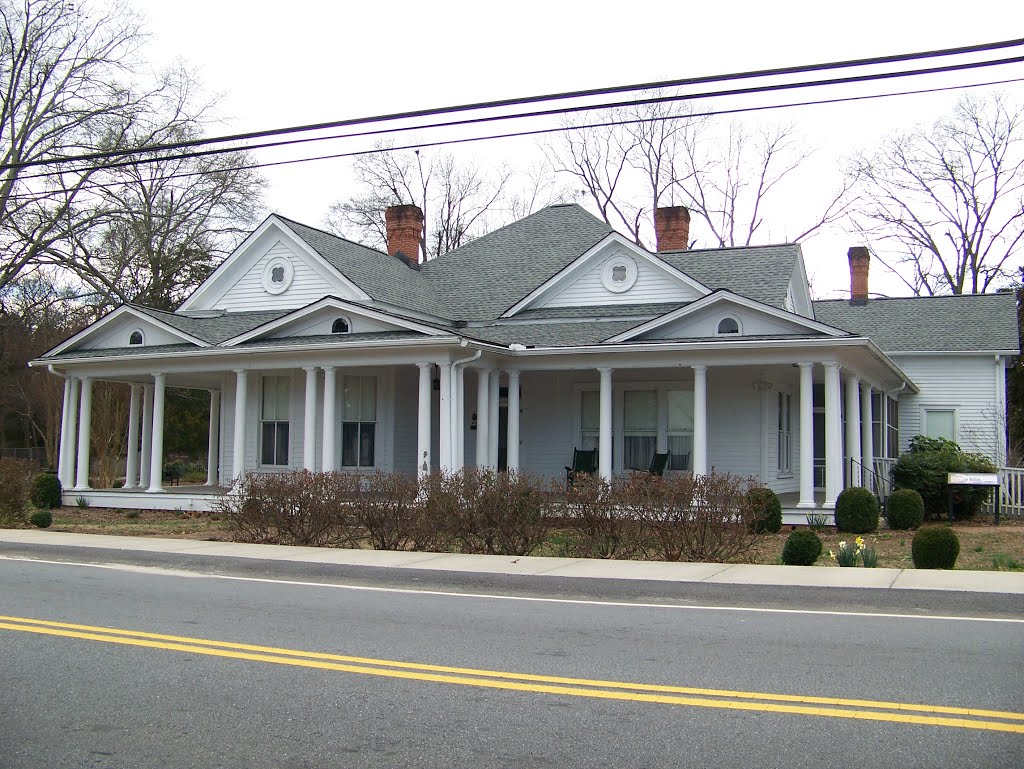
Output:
[
  {"left": 0, "top": 0, "right": 156, "bottom": 292},
  {"left": 546, "top": 97, "right": 849, "bottom": 250},
  {"left": 847, "top": 93, "right": 1024, "bottom": 296},
  {"left": 326, "top": 143, "right": 528, "bottom": 261}
]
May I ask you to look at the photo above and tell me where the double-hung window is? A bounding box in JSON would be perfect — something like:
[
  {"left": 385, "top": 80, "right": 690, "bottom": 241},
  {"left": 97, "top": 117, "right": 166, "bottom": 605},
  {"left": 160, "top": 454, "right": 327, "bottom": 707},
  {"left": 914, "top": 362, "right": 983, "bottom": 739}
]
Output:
[
  {"left": 623, "top": 390, "right": 657, "bottom": 470},
  {"left": 666, "top": 389, "right": 693, "bottom": 471},
  {"left": 924, "top": 408, "right": 954, "bottom": 441},
  {"left": 260, "top": 376, "right": 290, "bottom": 466},
  {"left": 580, "top": 390, "right": 600, "bottom": 452},
  {"left": 342, "top": 375, "right": 376, "bottom": 467},
  {"left": 777, "top": 392, "right": 792, "bottom": 475}
]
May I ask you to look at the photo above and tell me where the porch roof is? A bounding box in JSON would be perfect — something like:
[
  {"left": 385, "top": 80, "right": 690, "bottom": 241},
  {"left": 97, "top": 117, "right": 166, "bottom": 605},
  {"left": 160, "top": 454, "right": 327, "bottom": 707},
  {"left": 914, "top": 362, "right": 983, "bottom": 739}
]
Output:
[{"left": 130, "top": 306, "right": 291, "bottom": 344}]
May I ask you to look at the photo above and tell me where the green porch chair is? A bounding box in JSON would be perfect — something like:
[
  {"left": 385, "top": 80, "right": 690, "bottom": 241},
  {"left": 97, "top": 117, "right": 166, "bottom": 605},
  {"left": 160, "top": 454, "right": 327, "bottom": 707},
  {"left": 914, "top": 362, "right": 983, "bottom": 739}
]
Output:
[{"left": 565, "top": 448, "right": 598, "bottom": 486}]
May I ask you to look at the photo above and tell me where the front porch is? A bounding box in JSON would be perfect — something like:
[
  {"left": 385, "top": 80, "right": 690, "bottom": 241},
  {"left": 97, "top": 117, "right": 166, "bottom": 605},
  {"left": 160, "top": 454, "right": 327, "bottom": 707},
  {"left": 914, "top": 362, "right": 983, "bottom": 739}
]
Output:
[{"left": 63, "top": 484, "right": 229, "bottom": 513}]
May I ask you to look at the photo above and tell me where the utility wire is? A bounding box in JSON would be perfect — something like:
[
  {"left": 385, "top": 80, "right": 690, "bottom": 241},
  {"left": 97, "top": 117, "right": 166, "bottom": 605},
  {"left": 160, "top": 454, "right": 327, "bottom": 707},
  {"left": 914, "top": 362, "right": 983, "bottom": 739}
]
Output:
[
  {"left": 3, "top": 37, "right": 1021, "bottom": 172},
  {"left": 14, "top": 54, "right": 1024, "bottom": 182},
  {"left": 8, "top": 74, "right": 1020, "bottom": 197}
]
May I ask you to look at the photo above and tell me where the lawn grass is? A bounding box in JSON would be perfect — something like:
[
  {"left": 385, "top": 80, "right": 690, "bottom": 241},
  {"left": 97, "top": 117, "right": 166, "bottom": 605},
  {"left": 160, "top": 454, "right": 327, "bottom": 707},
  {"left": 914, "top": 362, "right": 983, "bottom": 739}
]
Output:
[{"left": 30, "top": 507, "right": 1024, "bottom": 571}]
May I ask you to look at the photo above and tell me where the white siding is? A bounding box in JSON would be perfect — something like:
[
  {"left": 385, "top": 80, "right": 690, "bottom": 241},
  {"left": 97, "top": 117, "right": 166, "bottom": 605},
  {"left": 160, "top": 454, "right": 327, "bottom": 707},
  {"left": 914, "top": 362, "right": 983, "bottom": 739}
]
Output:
[
  {"left": 82, "top": 315, "right": 187, "bottom": 350},
  {"left": 539, "top": 256, "right": 701, "bottom": 308},
  {"left": 644, "top": 304, "right": 819, "bottom": 340},
  {"left": 892, "top": 354, "right": 1006, "bottom": 464},
  {"left": 706, "top": 369, "right": 762, "bottom": 480},
  {"left": 392, "top": 366, "right": 419, "bottom": 475},
  {"left": 215, "top": 241, "right": 354, "bottom": 312}
]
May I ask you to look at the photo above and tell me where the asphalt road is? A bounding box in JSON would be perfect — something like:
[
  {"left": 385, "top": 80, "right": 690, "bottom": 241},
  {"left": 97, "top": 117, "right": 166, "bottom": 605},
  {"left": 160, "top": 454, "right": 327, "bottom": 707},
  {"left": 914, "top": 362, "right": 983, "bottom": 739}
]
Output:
[{"left": 0, "top": 549, "right": 1022, "bottom": 769}]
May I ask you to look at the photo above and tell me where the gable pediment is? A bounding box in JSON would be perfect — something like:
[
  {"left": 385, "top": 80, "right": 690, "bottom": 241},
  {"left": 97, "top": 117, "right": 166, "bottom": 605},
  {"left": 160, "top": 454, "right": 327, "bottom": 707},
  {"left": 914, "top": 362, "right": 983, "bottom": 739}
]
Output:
[
  {"left": 48, "top": 306, "right": 206, "bottom": 356},
  {"left": 503, "top": 234, "right": 707, "bottom": 316},
  {"left": 221, "top": 297, "right": 447, "bottom": 346},
  {"left": 605, "top": 292, "right": 846, "bottom": 343},
  {"left": 178, "top": 217, "right": 370, "bottom": 312}
]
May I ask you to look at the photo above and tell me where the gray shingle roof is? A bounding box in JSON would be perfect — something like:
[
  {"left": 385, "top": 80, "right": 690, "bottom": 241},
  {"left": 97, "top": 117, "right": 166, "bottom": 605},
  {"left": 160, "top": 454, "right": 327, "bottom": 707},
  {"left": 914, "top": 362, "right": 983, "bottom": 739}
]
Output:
[
  {"left": 511, "top": 302, "right": 685, "bottom": 321},
  {"left": 132, "top": 306, "right": 289, "bottom": 344},
  {"left": 659, "top": 244, "right": 799, "bottom": 308},
  {"left": 466, "top": 321, "right": 641, "bottom": 347},
  {"left": 812, "top": 293, "right": 1020, "bottom": 353},
  {"left": 416, "top": 204, "right": 613, "bottom": 321}
]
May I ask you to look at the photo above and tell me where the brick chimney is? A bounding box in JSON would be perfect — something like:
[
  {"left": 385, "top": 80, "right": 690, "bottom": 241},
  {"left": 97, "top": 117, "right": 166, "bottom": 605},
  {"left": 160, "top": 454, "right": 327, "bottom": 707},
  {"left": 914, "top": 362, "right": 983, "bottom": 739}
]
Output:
[
  {"left": 385, "top": 204, "right": 423, "bottom": 266},
  {"left": 848, "top": 246, "right": 870, "bottom": 302},
  {"left": 654, "top": 206, "right": 690, "bottom": 252}
]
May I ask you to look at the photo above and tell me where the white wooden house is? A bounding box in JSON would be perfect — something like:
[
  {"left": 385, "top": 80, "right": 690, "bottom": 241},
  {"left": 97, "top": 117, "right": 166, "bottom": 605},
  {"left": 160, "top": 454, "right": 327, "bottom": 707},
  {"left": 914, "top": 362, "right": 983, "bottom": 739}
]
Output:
[{"left": 33, "top": 203, "right": 1019, "bottom": 520}]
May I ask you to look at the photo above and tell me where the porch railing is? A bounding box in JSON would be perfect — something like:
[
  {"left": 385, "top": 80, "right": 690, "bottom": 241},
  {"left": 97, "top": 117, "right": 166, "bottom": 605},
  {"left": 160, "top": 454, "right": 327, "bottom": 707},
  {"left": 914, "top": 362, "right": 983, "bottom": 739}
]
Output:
[
  {"left": 849, "top": 457, "right": 893, "bottom": 503},
  {"left": 985, "top": 467, "right": 1024, "bottom": 519}
]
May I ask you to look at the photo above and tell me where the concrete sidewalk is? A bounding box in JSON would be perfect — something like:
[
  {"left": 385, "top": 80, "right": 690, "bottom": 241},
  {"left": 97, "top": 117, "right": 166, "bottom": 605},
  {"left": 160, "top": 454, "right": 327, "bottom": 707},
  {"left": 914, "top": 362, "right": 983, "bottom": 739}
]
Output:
[{"left": 3, "top": 529, "right": 1024, "bottom": 595}]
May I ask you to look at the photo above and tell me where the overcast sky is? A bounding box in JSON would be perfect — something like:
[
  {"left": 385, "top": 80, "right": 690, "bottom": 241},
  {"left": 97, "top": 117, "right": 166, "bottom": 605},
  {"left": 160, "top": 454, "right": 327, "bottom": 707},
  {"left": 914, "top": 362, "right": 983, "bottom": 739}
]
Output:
[{"left": 134, "top": 0, "right": 1023, "bottom": 299}]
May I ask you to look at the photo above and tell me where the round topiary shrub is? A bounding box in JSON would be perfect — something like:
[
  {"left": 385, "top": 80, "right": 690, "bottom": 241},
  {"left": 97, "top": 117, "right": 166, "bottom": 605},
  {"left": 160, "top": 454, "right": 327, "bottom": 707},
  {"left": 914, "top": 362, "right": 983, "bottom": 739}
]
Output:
[
  {"left": 29, "top": 510, "right": 52, "bottom": 528},
  {"left": 886, "top": 488, "right": 925, "bottom": 530},
  {"left": 834, "top": 486, "right": 879, "bottom": 534},
  {"left": 30, "top": 472, "right": 62, "bottom": 510},
  {"left": 781, "top": 529, "right": 823, "bottom": 566},
  {"left": 747, "top": 487, "right": 782, "bottom": 534},
  {"left": 912, "top": 526, "right": 960, "bottom": 569}
]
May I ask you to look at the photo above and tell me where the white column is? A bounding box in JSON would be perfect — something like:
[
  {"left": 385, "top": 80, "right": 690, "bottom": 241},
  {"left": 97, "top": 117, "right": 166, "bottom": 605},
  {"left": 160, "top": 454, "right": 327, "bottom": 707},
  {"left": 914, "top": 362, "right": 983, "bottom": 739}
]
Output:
[
  {"left": 139, "top": 384, "right": 153, "bottom": 487},
  {"left": 797, "top": 362, "right": 815, "bottom": 508},
  {"left": 656, "top": 386, "right": 668, "bottom": 453},
  {"left": 455, "top": 364, "right": 466, "bottom": 471},
  {"left": 124, "top": 384, "right": 141, "bottom": 488},
  {"left": 845, "top": 374, "right": 861, "bottom": 489},
  {"left": 206, "top": 390, "right": 221, "bottom": 486},
  {"left": 507, "top": 369, "right": 520, "bottom": 473},
  {"left": 475, "top": 368, "right": 490, "bottom": 469},
  {"left": 322, "top": 366, "right": 337, "bottom": 472},
  {"left": 692, "top": 365, "right": 708, "bottom": 477},
  {"left": 438, "top": 362, "right": 452, "bottom": 471},
  {"left": 488, "top": 370, "right": 500, "bottom": 469},
  {"left": 57, "top": 376, "right": 73, "bottom": 485},
  {"left": 416, "top": 363, "right": 432, "bottom": 478},
  {"left": 74, "top": 376, "right": 93, "bottom": 490},
  {"left": 303, "top": 367, "right": 318, "bottom": 472},
  {"left": 64, "top": 377, "right": 80, "bottom": 488},
  {"left": 823, "top": 362, "right": 842, "bottom": 508},
  {"left": 232, "top": 369, "right": 248, "bottom": 480},
  {"left": 598, "top": 367, "right": 613, "bottom": 480},
  {"left": 147, "top": 373, "right": 166, "bottom": 493},
  {"left": 861, "top": 384, "right": 874, "bottom": 489}
]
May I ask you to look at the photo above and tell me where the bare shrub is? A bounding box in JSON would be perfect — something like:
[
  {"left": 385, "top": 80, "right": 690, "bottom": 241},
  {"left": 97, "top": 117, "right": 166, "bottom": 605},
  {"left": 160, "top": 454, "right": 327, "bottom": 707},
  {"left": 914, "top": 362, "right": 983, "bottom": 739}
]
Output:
[
  {"left": 676, "top": 473, "right": 761, "bottom": 563},
  {"left": 618, "top": 472, "right": 697, "bottom": 561},
  {"left": 350, "top": 471, "right": 421, "bottom": 551},
  {"left": 218, "top": 470, "right": 355, "bottom": 546},
  {"left": 473, "top": 469, "right": 551, "bottom": 556},
  {"left": 0, "top": 458, "right": 37, "bottom": 526},
  {"left": 561, "top": 474, "right": 645, "bottom": 559}
]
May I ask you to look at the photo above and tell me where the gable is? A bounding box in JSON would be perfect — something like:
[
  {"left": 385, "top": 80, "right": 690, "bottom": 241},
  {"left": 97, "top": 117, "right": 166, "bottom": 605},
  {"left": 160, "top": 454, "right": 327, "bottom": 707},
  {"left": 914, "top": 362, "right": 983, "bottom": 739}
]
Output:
[
  {"left": 605, "top": 292, "right": 846, "bottom": 343},
  {"left": 505, "top": 233, "right": 707, "bottom": 316},
  {"left": 221, "top": 297, "right": 448, "bottom": 346},
  {"left": 48, "top": 306, "right": 206, "bottom": 356},
  {"left": 178, "top": 218, "right": 370, "bottom": 313}
]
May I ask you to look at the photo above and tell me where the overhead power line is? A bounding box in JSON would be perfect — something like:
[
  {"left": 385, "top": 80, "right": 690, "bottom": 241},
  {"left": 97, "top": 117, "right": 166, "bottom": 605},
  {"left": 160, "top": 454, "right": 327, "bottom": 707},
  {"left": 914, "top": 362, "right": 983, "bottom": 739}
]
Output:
[
  {"left": 8, "top": 74, "right": 1020, "bottom": 196},
  {"left": 14, "top": 54, "right": 1024, "bottom": 182},
  {"left": 3, "top": 37, "right": 1021, "bottom": 173}
]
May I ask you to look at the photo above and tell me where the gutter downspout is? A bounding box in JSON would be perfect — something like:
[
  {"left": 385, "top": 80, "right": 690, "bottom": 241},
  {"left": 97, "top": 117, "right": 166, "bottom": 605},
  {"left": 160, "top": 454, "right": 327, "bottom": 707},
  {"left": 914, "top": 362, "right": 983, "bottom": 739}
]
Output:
[{"left": 449, "top": 344, "right": 482, "bottom": 470}]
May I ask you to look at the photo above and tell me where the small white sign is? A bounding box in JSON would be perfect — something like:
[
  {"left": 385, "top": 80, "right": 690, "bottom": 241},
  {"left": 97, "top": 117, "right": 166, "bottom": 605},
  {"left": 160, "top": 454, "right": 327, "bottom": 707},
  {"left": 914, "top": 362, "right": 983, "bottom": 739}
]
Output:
[{"left": 947, "top": 473, "right": 999, "bottom": 486}]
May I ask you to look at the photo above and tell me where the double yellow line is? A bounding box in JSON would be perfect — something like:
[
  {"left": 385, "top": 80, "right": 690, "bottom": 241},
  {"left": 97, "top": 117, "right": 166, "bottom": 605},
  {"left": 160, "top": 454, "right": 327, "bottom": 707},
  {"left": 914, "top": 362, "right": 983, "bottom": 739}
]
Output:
[{"left": 2, "top": 614, "right": 1022, "bottom": 734}]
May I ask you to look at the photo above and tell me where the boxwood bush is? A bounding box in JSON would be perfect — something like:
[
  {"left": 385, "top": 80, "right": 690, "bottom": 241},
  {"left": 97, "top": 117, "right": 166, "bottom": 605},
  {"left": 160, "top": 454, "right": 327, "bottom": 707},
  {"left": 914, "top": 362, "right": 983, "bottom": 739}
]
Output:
[
  {"left": 911, "top": 526, "right": 960, "bottom": 569},
  {"left": 885, "top": 488, "right": 925, "bottom": 530},
  {"left": 834, "top": 486, "right": 879, "bottom": 533},
  {"left": 781, "top": 529, "right": 822, "bottom": 566},
  {"left": 747, "top": 487, "right": 782, "bottom": 534},
  {"left": 30, "top": 472, "right": 62, "bottom": 509},
  {"left": 892, "top": 435, "right": 995, "bottom": 520},
  {"left": 29, "top": 510, "right": 52, "bottom": 528}
]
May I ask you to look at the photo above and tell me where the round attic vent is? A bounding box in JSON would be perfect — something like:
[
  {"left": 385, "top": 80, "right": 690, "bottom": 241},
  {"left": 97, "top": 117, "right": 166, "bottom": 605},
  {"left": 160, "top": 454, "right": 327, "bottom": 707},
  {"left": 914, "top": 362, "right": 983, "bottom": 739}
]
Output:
[
  {"left": 601, "top": 254, "right": 638, "bottom": 293},
  {"left": 262, "top": 256, "right": 294, "bottom": 295}
]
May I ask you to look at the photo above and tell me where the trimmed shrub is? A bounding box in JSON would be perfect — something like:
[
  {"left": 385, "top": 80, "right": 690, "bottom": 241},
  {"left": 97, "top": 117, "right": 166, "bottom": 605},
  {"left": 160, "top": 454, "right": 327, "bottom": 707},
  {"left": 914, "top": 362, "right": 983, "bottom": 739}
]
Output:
[
  {"left": 892, "top": 435, "right": 996, "bottom": 520},
  {"left": 30, "top": 473, "right": 62, "bottom": 510},
  {"left": 834, "top": 487, "right": 879, "bottom": 533},
  {"left": 912, "top": 526, "right": 960, "bottom": 569},
  {"left": 0, "top": 458, "right": 36, "bottom": 526},
  {"left": 747, "top": 487, "right": 782, "bottom": 534},
  {"left": 885, "top": 488, "right": 925, "bottom": 530},
  {"left": 29, "top": 510, "right": 52, "bottom": 528},
  {"left": 560, "top": 473, "right": 646, "bottom": 560},
  {"left": 351, "top": 471, "right": 422, "bottom": 551},
  {"left": 781, "top": 529, "right": 822, "bottom": 566}
]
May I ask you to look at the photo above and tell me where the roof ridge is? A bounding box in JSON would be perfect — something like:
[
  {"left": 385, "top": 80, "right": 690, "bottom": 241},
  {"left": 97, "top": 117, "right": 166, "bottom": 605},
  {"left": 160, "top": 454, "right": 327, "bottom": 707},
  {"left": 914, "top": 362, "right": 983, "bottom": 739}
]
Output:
[
  {"left": 273, "top": 213, "right": 391, "bottom": 258},
  {"left": 813, "top": 292, "right": 1015, "bottom": 304},
  {"left": 661, "top": 242, "right": 800, "bottom": 255}
]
